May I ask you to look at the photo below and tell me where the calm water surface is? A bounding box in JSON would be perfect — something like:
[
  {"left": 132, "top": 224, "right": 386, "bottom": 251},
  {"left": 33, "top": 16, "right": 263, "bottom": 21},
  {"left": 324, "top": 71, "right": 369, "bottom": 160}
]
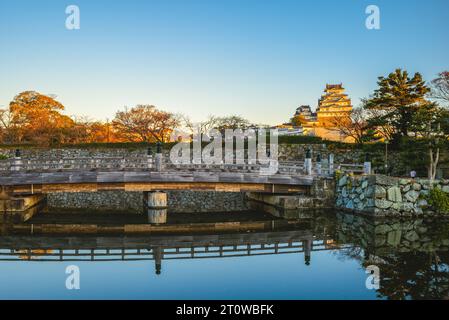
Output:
[{"left": 0, "top": 210, "right": 448, "bottom": 300}]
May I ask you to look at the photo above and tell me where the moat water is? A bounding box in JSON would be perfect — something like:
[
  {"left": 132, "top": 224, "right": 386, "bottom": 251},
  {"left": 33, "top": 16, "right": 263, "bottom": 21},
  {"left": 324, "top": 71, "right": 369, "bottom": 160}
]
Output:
[{"left": 0, "top": 209, "right": 448, "bottom": 300}]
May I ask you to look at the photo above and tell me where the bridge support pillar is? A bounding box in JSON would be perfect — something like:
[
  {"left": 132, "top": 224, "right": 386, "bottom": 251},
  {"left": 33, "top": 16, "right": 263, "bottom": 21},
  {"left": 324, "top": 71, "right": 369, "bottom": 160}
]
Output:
[
  {"left": 153, "top": 247, "right": 163, "bottom": 275},
  {"left": 0, "top": 192, "right": 45, "bottom": 222},
  {"left": 303, "top": 238, "right": 312, "bottom": 266},
  {"left": 143, "top": 191, "right": 168, "bottom": 224}
]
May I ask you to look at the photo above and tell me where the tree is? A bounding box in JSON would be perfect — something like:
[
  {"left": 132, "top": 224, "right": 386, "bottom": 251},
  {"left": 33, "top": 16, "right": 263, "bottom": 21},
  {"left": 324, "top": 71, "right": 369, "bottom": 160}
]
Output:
[
  {"left": 215, "top": 115, "right": 250, "bottom": 132},
  {"left": 0, "top": 108, "right": 15, "bottom": 143},
  {"left": 364, "top": 69, "right": 430, "bottom": 143},
  {"left": 112, "top": 105, "right": 180, "bottom": 143},
  {"left": 87, "top": 121, "right": 114, "bottom": 143},
  {"left": 64, "top": 117, "right": 117, "bottom": 144},
  {"left": 182, "top": 115, "right": 219, "bottom": 135},
  {"left": 410, "top": 102, "right": 449, "bottom": 180},
  {"left": 290, "top": 114, "right": 308, "bottom": 127},
  {"left": 8, "top": 91, "right": 74, "bottom": 145},
  {"left": 329, "top": 107, "right": 370, "bottom": 144},
  {"left": 431, "top": 71, "right": 449, "bottom": 106}
]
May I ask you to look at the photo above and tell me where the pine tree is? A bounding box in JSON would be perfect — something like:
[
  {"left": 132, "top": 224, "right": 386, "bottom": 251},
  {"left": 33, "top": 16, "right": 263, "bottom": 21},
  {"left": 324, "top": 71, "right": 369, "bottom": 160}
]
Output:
[{"left": 364, "top": 69, "right": 430, "bottom": 143}]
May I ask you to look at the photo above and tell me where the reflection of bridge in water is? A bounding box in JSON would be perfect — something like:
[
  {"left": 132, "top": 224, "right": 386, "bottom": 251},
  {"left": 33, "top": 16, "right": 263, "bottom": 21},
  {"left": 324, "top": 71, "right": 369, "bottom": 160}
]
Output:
[{"left": 0, "top": 230, "right": 345, "bottom": 274}]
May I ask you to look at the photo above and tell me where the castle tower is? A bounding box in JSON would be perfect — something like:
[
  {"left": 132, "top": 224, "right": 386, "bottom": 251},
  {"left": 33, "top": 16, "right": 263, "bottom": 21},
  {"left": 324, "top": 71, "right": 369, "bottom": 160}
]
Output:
[
  {"left": 293, "top": 105, "right": 316, "bottom": 125},
  {"left": 316, "top": 84, "right": 352, "bottom": 127}
]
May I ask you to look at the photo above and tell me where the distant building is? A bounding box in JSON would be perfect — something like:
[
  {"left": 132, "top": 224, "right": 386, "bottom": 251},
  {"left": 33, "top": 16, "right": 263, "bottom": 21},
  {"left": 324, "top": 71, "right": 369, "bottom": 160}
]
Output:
[
  {"left": 290, "top": 84, "right": 354, "bottom": 142},
  {"left": 272, "top": 123, "right": 303, "bottom": 136},
  {"left": 294, "top": 105, "right": 316, "bottom": 123}
]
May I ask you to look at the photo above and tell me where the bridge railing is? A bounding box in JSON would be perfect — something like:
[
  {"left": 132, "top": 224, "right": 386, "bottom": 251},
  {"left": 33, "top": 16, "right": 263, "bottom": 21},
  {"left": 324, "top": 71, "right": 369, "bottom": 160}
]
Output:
[
  {"left": 0, "top": 156, "right": 153, "bottom": 172},
  {"left": 0, "top": 238, "right": 350, "bottom": 262},
  {"left": 0, "top": 154, "right": 366, "bottom": 176},
  {"left": 336, "top": 163, "right": 365, "bottom": 174}
]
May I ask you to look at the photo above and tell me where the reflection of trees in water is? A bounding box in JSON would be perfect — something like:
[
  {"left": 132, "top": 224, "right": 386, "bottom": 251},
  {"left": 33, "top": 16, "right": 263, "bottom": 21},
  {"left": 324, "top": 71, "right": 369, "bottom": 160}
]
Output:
[
  {"left": 362, "top": 251, "right": 449, "bottom": 300},
  {"left": 333, "top": 212, "right": 449, "bottom": 300},
  {"left": 14, "top": 249, "right": 54, "bottom": 260},
  {"left": 334, "top": 246, "right": 365, "bottom": 264}
]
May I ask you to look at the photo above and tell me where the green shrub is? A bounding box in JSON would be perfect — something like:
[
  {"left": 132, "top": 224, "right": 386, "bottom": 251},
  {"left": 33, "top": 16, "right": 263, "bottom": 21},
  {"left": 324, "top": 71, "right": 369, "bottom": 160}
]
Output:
[
  {"left": 427, "top": 187, "right": 449, "bottom": 214},
  {"left": 277, "top": 135, "right": 324, "bottom": 144}
]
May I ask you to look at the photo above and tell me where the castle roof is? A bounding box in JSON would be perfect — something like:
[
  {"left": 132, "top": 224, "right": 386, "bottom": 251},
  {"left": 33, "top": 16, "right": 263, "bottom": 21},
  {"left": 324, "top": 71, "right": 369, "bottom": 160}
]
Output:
[{"left": 325, "top": 83, "right": 344, "bottom": 90}]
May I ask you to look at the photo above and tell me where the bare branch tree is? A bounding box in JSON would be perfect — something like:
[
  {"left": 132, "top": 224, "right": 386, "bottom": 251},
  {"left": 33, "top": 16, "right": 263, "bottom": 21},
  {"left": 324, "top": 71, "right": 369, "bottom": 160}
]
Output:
[
  {"left": 430, "top": 71, "right": 449, "bottom": 106},
  {"left": 329, "top": 107, "right": 369, "bottom": 144},
  {"left": 113, "top": 105, "right": 180, "bottom": 143}
]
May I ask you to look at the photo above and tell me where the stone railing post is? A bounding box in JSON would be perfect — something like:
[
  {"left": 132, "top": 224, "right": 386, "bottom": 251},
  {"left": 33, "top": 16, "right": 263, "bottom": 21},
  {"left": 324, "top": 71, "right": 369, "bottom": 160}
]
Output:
[
  {"left": 304, "top": 148, "right": 312, "bottom": 175},
  {"left": 316, "top": 154, "right": 322, "bottom": 175},
  {"left": 363, "top": 153, "right": 372, "bottom": 175},
  {"left": 10, "top": 149, "right": 23, "bottom": 172},
  {"left": 328, "top": 153, "right": 334, "bottom": 175},
  {"left": 147, "top": 146, "right": 153, "bottom": 169},
  {"left": 155, "top": 142, "right": 163, "bottom": 172}
]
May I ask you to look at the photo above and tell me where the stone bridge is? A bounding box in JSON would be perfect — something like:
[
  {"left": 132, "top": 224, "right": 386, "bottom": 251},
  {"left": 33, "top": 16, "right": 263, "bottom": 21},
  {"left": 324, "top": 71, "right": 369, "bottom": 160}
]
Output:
[
  {"left": 0, "top": 153, "right": 364, "bottom": 194},
  {"left": 0, "top": 152, "right": 365, "bottom": 216}
]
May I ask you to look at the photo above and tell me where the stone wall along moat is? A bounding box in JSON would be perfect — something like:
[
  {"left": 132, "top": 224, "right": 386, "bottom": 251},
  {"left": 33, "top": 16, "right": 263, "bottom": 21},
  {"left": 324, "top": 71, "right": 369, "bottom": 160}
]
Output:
[{"left": 336, "top": 173, "right": 449, "bottom": 216}]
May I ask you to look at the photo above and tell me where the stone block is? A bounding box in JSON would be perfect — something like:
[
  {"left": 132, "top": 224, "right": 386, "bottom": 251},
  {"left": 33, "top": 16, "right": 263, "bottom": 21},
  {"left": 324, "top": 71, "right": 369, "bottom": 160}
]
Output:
[
  {"left": 387, "top": 186, "right": 402, "bottom": 202},
  {"left": 338, "top": 175, "right": 348, "bottom": 187},
  {"left": 387, "top": 230, "right": 402, "bottom": 246},
  {"left": 375, "top": 199, "right": 393, "bottom": 209},
  {"left": 404, "top": 190, "right": 420, "bottom": 202},
  {"left": 376, "top": 175, "right": 399, "bottom": 186},
  {"left": 412, "top": 183, "right": 422, "bottom": 191},
  {"left": 375, "top": 185, "right": 386, "bottom": 199},
  {"left": 404, "top": 231, "right": 419, "bottom": 242}
]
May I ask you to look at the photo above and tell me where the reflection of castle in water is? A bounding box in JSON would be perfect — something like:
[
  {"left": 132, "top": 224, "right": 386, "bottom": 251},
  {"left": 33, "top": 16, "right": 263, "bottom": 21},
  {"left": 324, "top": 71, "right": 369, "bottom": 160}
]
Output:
[{"left": 0, "top": 230, "right": 346, "bottom": 274}]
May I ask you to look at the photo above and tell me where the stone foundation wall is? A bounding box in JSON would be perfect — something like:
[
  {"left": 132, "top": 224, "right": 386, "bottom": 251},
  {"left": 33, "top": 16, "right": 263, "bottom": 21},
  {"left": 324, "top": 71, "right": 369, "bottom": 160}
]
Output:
[
  {"left": 47, "top": 191, "right": 249, "bottom": 213},
  {"left": 336, "top": 174, "right": 449, "bottom": 216},
  {"left": 336, "top": 212, "right": 449, "bottom": 253}
]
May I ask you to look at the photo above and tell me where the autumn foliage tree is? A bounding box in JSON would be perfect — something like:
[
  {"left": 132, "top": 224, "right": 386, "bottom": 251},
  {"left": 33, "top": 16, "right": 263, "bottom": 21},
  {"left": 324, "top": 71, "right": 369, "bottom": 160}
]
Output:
[
  {"left": 6, "top": 91, "right": 75, "bottom": 145},
  {"left": 112, "top": 105, "right": 180, "bottom": 143}
]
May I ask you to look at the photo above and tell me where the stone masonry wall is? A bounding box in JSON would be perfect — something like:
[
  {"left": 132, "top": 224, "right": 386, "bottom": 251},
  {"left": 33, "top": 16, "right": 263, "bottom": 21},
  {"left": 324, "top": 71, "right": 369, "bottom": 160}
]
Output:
[
  {"left": 336, "top": 212, "right": 449, "bottom": 254},
  {"left": 0, "top": 145, "right": 369, "bottom": 164},
  {"left": 336, "top": 173, "right": 449, "bottom": 216},
  {"left": 47, "top": 190, "right": 249, "bottom": 213}
]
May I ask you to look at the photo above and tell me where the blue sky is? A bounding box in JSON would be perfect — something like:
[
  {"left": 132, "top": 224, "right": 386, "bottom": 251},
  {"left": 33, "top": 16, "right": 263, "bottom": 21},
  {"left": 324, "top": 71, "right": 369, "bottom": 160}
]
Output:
[{"left": 0, "top": 0, "right": 448, "bottom": 125}]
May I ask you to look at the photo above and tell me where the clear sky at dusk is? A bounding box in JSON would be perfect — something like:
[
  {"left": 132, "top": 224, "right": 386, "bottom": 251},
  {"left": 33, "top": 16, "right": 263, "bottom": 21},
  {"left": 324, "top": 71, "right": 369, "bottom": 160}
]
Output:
[{"left": 1, "top": 0, "right": 448, "bottom": 125}]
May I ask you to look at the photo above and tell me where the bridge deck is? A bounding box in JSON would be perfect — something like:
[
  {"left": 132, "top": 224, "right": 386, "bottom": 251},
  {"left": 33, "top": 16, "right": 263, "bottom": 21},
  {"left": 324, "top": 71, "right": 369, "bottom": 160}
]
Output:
[{"left": 0, "top": 170, "right": 313, "bottom": 194}]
